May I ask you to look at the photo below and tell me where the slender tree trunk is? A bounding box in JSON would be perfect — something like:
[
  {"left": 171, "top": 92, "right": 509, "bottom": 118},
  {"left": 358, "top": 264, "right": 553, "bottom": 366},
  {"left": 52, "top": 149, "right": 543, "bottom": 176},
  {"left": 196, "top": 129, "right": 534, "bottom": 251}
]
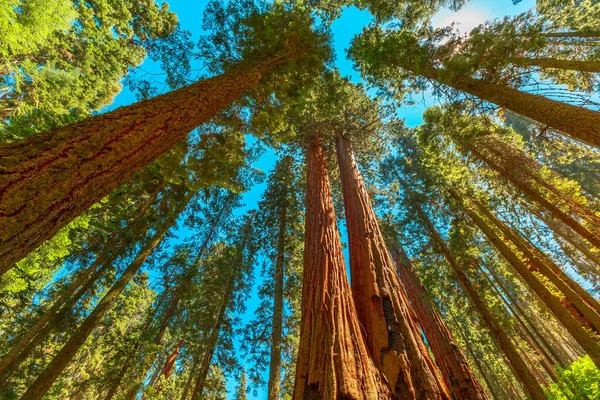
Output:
[
  {"left": 0, "top": 257, "right": 104, "bottom": 375},
  {"left": 151, "top": 339, "right": 184, "bottom": 397},
  {"left": 181, "top": 356, "right": 200, "bottom": 400},
  {"left": 267, "top": 190, "right": 287, "bottom": 400},
  {"left": 417, "top": 65, "right": 600, "bottom": 148},
  {"left": 472, "top": 198, "right": 600, "bottom": 332},
  {"left": 21, "top": 191, "right": 193, "bottom": 400},
  {"left": 400, "top": 185, "right": 546, "bottom": 399},
  {"left": 460, "top": 135, "right": 600, "bottom": 250},
  {"left": 190, "top": 279, "right": 233, "bottom": 400},
  {"left": 509, "top": 57, "right": 600, "bottom": 72},
  {"left": 439, "top": 296, "right": 502, "bottom": 400},
  {"left": 102, "top": 285, "right": 171, "bottom": 400},
  {"left": 336, "top": 135, "right": 448, "bottom": 399},
  {"left": 390, "top": 243, "right": 488, "bottom": 399},
  {"left": 0, "top": 61, "right": 278, "bottom": 272},
  {"left": 0, "top": 254, "right": 114, "bottom": 384},
  {"left": 533, "top": 208, "right": 600, "bottom": 268},
  {"left": 455, "top": 193, "right": 600, "bottom": 370},
  {"left": 293, "top": 138, "right": 389, "bottom": 400}
]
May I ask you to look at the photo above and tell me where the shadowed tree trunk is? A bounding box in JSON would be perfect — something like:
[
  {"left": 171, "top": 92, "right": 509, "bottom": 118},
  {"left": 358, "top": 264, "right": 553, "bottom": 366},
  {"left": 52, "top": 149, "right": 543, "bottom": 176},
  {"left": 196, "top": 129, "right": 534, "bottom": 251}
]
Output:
[
  {"left": 416, "top": 64, "right": 600, "bottom": 148},
  {"left": 454, "top": 192, "right": 600, "bottom": 370},
  {"left": 0, "top": 61, "right": 278, "bottom": 272},
  {"left": 293, "top": 138, "right": 390, "bottom": 400},
  {"left": 335, "top": 135, "right": 449, "bottom": 399},
  {"left": 390, "top": 243, "right": 488, "bottom": 399},
  {"left": 267, "top": 184, "right": 287, "bottom": 400},
  {"left": 21, "top": 191, "right": 195, "bottom": 400},
  {"left": 190, "top": 277, "right": 234, "bottom": 400}
]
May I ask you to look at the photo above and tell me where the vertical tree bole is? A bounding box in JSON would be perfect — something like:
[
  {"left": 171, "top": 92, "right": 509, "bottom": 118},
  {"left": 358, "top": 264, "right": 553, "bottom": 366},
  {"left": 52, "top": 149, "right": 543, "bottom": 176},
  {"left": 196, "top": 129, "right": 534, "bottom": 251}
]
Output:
[
  {"left": 293, "top": 138, "right": 389, "bottom": 400},
  {"left": 390, "top": 243, "right": 488, "bottom": 400},
  {"left": 336, "top": 135, "right": 449, "bottom": 399}
]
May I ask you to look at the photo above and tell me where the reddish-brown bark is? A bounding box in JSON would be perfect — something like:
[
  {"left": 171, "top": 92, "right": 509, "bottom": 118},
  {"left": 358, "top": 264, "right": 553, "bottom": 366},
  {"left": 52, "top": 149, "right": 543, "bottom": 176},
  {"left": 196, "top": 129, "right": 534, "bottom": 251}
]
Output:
[
  {"left": 417, "top": 65, "right": 600, "bottom": 148},
  {"left": 336, "top": 136, "right": 449, "bottom": 399},
  {"left": 0, "top": 62, "right": 275, "bottom": 273},
  {"left": 293, "top": 138, "right": 390, "bottom": 400},
  {"left": 390, "top": 243, "right": 488, "bottom": 400}
]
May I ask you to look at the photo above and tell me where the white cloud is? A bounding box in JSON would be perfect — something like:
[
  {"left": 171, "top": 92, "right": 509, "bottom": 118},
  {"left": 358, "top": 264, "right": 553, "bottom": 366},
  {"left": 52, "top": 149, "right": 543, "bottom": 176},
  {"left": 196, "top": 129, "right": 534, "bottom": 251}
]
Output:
[{"left": 431, "top": 6, "right": 493, "bottom": 34}]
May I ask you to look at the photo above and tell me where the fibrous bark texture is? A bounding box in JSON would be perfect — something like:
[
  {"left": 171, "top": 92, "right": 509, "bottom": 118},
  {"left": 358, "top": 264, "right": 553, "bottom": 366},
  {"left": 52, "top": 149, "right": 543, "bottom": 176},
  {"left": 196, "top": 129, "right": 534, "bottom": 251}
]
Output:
[
  {"left": 390, "top": 244, "right": 488, "bottom": 400},
  {"left": 336, "top": 136, "right": 449, "bottom": 399},
  {"left": 419, "top": 65, "right": 600, "bottom": 149},
  {"left": 0, "top": 63, "right": 272, "bottom": 272},
  {"left": 293, "top": 138, "right": 389, "bottom": 400}
]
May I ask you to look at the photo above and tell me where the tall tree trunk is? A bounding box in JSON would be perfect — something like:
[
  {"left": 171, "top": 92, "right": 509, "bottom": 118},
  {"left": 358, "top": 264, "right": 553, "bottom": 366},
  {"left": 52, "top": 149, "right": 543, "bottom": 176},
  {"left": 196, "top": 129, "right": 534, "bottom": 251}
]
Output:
[
  {"left": 459, "top": 134, "right": 600, "bottom": 250},
  {"left": 0, "top": 61, "right": 278, "bottom": 272},
  {"left": 190, "top": 278, "right": 233, "bottom": 400},
  {"left": 21, "top": 191, "right": 194, "bottom": 400},
  {"left": 472, "top": 198, "right": 600, "bottom": 331},
  {"left": 455, "top": 193, "right": 600, "bottom": 370},
  {"left": 508, "top": 57, "right": 600, "bottom": 72},
  {"left": 399, "top": 181, "right": 547, "bottom": 399},
  {"left": 102, "top": 284, "right": 172, "bottom": 400},
  {"left": 267, "top": 189, "right": 287, "bottom": 400},
  {"left": 417, "top": 65, "right": 600, "bottom": 148},
  {"left": 390, "top": 243, "right": 488, "bottom": 399},
  {"left": 0, "top": 256, "right": 106, "bottom": 375},
  {"left": 439, "top": 296, "right": 502, "bottom": 400},
  {"left": 293, "top": 138, "right": 389, "bottom": 400},
  {"left": 0, "top": 254, "right": 114, "bottom": 384},
  {"left": 533, "top": 208, "right": 600, "bottom": 268},
  {"left": 336, "top": 135, "right": 449, "bottom": 399},
  {"left": 151, "top": 339, "right": 184, "bottom": 397},
  {"left": 485, "top": 264, "right": 575, "bottom": 366}
]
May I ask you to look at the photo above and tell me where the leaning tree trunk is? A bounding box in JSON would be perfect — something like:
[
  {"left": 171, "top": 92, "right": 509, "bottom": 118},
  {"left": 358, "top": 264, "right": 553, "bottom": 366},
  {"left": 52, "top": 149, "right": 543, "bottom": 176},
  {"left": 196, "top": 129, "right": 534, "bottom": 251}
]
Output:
[
  {"left": 508, "top": 57, "right": 600, "bottom": 72},
  {"left": 458, "top": 134, "right": 600, "bottom": 250},
  {"left": 335, "top": 135, "right": 449, "bottom": 399},
  {"left": 455, "top": 193, "right": 600, "bottom": 370},
  {"left": 472, "top": 199, "right": 600, "bottom": 330},
  {"left": 533, "top": 208, "right": 600, "bottom": 268},
  {"left": 400, "top": 185, "right": 547, "bottom": 400},
  {"left": 417, "top": 65, "right": 600, "bottom": 148},
  {"left": 293, "top": 138, "right": 390, "bottom": 400},
  {"left": 390, "top": 243, "right": 488, "bottom": 399},
  {"left": 267, "top": 193, "right": 287, "bottom": 400},
  {"left": 21, "top": 191, "right": 194, "bottom": 400},
  {"left": 0, "top": 61, "right": 278, "bottom": 273}
]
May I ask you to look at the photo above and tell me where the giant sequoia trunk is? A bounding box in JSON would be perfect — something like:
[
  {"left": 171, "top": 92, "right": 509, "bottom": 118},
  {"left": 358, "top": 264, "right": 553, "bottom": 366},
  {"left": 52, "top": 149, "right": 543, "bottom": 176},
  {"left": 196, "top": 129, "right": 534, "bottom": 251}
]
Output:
[
  {"left": 455, "top": 194, "right": 600, "bottom": 370},
  {"left": 417, "top": 65, "right": 600, "bottom": 148},
  {"left": 268, "top": 192, "right": 287, "bottom": 400},
  {"left": 335, "top": 136, "right": 449, "bottom": 399},
  {"left": 390, "top": 243, "right": 488, "bottom": 400},
  {"left": 400, "top": 185, "right": 547, "bottom": 400},
  {"left": 458, "top": 133, "right": 600, "bottom": 250},
  {"left": 293, "top": 138, "right": 389, "bottom": 400},
  {"left": 0, "top": 62, "right": 276, "bottom": 273},
  {"left": 21, "top": 191, "right": 194, "bottom": 400}
]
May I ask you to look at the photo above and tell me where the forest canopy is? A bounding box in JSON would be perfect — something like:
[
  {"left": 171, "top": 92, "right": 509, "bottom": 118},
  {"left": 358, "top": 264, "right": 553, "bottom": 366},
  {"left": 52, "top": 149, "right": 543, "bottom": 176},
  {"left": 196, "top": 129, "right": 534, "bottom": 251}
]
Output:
[{"left": 1, "top": 0, "right": 600, "bottom": 399}]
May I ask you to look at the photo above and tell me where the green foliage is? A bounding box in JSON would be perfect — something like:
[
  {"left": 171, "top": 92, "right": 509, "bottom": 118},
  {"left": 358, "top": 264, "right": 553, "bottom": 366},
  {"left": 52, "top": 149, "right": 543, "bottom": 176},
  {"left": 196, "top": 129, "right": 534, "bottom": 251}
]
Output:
[{"left": 547, "top": 356, "right": 600, "bottom": 399}]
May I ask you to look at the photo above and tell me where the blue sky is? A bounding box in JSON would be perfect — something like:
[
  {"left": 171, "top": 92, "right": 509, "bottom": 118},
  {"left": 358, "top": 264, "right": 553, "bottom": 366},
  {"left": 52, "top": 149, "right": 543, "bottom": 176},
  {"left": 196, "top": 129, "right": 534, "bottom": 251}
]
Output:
[{"left": 108, "top": 0, "right": 536, "bottom": 398}]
